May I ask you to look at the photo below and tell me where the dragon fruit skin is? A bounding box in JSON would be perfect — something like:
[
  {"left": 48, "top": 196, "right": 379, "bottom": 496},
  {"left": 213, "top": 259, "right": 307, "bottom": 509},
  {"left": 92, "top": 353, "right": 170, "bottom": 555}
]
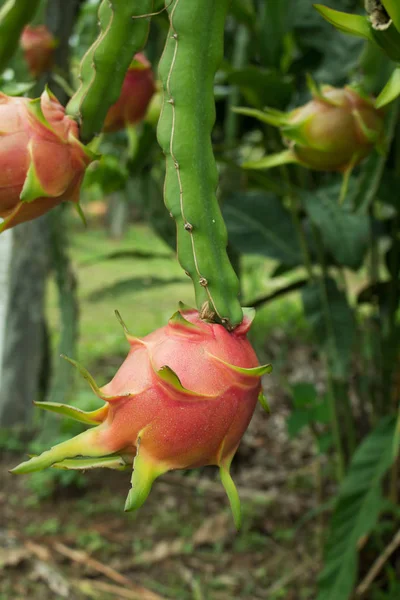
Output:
[
  {"left": 103, "top": 53, "right": 155, "bottom": 132},
  {"left": 12, "top": 305, "right": 271, "bottom": 528},
  {"left": 0, "top": 89, "right": 94, "bottom": 233},
  {"left": 20, "top": 25, "right": 56, "bottom": 77}
]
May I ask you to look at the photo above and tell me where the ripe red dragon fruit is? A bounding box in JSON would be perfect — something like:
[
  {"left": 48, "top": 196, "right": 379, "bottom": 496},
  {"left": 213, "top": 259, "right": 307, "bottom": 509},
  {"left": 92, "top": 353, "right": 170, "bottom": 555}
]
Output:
[
  {"left": 0, "top": 89, "right": 95, "bottom": 233},
  {"left": 12, "top": 305, "right": 271, "bottom": 528},
  {"left": 284, "top": 85, "right": 384, "bottom": 171},
  {"left": 103, "top": 53, "right": 156, "bottom": 133},
  {"left": 20, "top": 25, "right": 56, "bottom": 78}
]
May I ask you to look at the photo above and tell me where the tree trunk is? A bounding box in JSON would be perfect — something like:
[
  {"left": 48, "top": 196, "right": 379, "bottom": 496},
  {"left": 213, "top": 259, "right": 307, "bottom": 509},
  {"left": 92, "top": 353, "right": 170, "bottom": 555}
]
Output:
[
  {"left": 0, "top": 218, "right": 50, "bottom": 427},
  {"left": 0, "top": 230, "right": 13, "bottom": 384}
]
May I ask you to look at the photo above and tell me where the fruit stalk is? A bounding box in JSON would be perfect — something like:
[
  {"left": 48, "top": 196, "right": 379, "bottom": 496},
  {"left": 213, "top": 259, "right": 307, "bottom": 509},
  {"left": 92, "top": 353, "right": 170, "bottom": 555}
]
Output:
[
  {"left": 66, "top": 0, "right": 153, "bottom": 142},
  {"left": 157, "top": 0, "right": 243, "bottom": 329}
]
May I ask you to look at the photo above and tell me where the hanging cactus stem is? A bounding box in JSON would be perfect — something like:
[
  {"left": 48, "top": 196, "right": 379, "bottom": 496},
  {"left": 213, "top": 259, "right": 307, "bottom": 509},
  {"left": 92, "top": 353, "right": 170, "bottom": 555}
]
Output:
[
  {"left": 66, "top": 0, "right": 153, "bottom": 142},
  {"left": 0, "top": 0, "right": 41, "bottom": 73},
  {"left": 157, "top": 0, "right": 243, "bottom": 329}
]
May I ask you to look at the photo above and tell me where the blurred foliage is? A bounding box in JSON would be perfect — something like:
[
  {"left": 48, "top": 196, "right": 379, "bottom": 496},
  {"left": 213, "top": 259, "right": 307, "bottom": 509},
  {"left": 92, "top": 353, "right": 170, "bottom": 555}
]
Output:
[{"left": 1, "top": 0, "right": 400, "bottom": 598}]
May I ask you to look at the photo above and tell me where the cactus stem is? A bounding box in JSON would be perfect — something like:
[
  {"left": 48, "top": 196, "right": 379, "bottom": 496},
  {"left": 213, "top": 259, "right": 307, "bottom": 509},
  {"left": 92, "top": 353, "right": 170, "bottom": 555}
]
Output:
[{"left": 162, "top": 0, "right": 227, "bottom": 325}]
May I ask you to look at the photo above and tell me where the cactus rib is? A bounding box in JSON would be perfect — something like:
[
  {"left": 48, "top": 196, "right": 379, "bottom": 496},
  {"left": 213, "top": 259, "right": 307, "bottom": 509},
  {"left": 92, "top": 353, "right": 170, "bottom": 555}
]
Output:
[
  {"left": 157, "top": 0, "right": 243, "bottom": 329},
  {"left": 66, "top": 0, "right": 153, "bottom": 142}
]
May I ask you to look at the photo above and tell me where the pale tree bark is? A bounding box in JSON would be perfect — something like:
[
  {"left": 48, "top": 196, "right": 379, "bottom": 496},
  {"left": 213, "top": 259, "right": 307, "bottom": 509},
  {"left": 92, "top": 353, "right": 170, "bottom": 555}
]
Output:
[
  {"left": 0, "top": 218, "right": 50, "bottom": 426},
  {"left": 0, "top": 230, "right": 13, "bottom": 384},
  {"left": 0, "top": 0, "right": 82, "bottom": 427}
]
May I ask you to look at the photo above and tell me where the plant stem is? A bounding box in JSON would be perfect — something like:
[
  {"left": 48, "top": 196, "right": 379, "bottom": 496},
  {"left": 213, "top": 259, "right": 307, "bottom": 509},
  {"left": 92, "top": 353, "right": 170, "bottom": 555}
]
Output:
[{"left": 157, "top": 0, "right": 242, "bottom": 328}]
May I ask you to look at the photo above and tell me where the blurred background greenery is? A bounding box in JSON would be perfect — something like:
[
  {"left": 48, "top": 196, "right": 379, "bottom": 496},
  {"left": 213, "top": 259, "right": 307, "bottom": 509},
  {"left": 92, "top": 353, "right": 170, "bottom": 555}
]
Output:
[{"left": 1, "top": 0, "right": 400, "bottom": 599}]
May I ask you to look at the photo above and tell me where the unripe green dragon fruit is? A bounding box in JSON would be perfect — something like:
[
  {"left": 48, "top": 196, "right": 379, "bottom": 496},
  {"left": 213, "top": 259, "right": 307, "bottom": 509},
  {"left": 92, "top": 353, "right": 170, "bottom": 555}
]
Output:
[
  {"left": 238, "top": 85, "right": 385, "bottom": 173},
  {"left": 20, "top": 25, "right": 56, "bottom": 78},
  {"left": 0, "top": 89, "right": 95, "bottom": 233},
  {"left": 12, "top": 305, "right": 271, "bottom": 529},
  {"left": 103, "top": 53, "right": 155, "bottom": 133}
]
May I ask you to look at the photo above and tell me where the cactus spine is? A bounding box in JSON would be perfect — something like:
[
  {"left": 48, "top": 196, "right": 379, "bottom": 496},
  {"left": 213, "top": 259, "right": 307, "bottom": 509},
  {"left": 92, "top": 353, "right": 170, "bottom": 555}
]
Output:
[
  {"left": 0, "top": 0, "right": 40, "bottom": 73},
  {"left": 157, "top": 0, "right": 243, "bottom": 330},
  {"left": 66, "top": 0, "right": 153, "bottom": 142}
]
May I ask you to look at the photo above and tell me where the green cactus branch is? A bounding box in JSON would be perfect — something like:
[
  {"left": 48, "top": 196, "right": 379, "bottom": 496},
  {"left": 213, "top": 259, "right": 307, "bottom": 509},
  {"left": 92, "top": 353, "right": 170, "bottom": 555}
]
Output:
[
  {"left": 157, "top": 0, "right": 243, "bottom": 329},
  {"left": 0, "top": 0, "right": 40, "bottom": 74},
  {"left": 66, "top": 0, "right": 153, "bottom": 142}
]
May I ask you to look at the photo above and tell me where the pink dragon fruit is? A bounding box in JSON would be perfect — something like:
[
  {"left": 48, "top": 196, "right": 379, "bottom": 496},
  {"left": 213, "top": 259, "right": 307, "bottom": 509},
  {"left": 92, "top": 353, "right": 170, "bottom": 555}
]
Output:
[
  {"left": 103, "top": 53, "right": 156, "bottom": 132},
  {"left": 12, "top": 305, "right": 271, "bottom": 528},
  {"left": 0, "top": 89, "right": 94, "bottom": 233},
  {"left": 20, "top": 25, "right": 56, "bottom": 78}
]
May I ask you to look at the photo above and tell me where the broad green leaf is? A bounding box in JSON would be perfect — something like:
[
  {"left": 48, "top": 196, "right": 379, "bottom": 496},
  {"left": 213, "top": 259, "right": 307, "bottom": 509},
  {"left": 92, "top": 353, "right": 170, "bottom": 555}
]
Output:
[
  {"left": 258, "top": 0, "right": 295, "bottom": 69},
  {"left": 223, "top": 192, "right": 302, "bottom": 266},
  {"left": 302, "top": 278, "right": 354, "bottom": 379},
  {"left": 382, "top": 0, "right": 400, "bottom": 32},
  {"left": 302, "top": 187, "right": 369, "bottom": 270},
  {"left": 313, "top": 5, "right": 372, "bottom": 40},
  {"left": 317, "top": 417, "right": 398, "bottom": 600},
  {"left": 226, "top": 67, "right": 293, "bottom": 108},
  {"left": 86, "top": 276, "right": 186, "bottom": 302},
  {"left": 291, "top": 382, "right": 318, "bottom": 408},
  {"left": 375, "top": 67, "right": 400, "bottom": 108},
  {"left": 287, "top": 409, "right": 313, "bottom": 438}
]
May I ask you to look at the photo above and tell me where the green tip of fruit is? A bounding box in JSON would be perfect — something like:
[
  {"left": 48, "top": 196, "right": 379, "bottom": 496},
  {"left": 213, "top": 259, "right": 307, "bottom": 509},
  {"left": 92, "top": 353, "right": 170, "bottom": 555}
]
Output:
[{"left": 220, "top": 465, "right": 242, "bottom": 530}]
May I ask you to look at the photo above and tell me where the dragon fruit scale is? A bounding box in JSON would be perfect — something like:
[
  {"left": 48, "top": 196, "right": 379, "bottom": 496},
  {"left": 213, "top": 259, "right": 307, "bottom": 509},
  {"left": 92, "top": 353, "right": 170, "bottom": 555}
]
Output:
[
  {"left": 12, "top": 305, "right": 271, "bottom": 529},
  {"left": 0, "top": 89, "right": 94, "bottom": 233}
]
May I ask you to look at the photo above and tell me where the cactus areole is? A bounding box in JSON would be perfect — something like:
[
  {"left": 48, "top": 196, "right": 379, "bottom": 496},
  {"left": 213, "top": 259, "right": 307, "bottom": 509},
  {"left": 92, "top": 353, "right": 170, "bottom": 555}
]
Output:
[
  {"left": 20, "top": 24, "right": 56, "bottom": 77},
  {"left": 0, "top": 89, "right": 94, "bottom": 233},
  {"left": 12, "top": 306, "right": 271, "bottom": 529}
]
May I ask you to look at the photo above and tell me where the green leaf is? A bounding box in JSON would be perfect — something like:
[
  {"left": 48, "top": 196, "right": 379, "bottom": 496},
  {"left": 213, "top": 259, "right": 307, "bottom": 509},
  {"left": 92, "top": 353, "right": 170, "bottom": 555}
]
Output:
[
  {"left": 375, "top": 67, "right": 400, "bottom": 108},
  {"left": 302, "top": 278, "right": 354, "bottom": 379},
  {"left": 287, "top": 409, "right": 313, "bottom": 438},
  {"left": 86, "top": 276, "right": 186, "bottom": 302},
  {"left": 302, "top": 187, "right": 369, "bottom": 270},
  {"left": 317, "top": 416, "right": 398, "bottom": 600},
  {"left": 313, "top": 5, "right": 372, "bottom": 40},
  {"left": 382, "top": 0, "right": 400, "bottom": 32},
  {"left": 226, "top": 66, "right": 293, "bottom": 108},
  {"left": 291, "top": 382, "right": 318, "bottom": 408},
  {"left": 223, "top": 192, "right": 302, "bottom": 266}
]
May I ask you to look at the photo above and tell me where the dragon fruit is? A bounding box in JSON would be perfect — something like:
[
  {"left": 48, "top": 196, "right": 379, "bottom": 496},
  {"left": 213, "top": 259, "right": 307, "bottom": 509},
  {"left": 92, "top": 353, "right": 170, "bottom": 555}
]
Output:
[
  {"left": 103, "top": 53, "right": 155, "bottom": 132},
  {"left": 12, "top": 305, "right": 271, "bottom": 528},
  {"left": 240, "top": 85, "right": 384, "bottom": 173},
  {"left": 0, "top": 89, "right": 94, "bottom": 233},
  {"left": 20, "top": 25, "right": 56, "bottom": 78},
  {"left": 284, "top": 85, "right": 384, "bottom": 171}
]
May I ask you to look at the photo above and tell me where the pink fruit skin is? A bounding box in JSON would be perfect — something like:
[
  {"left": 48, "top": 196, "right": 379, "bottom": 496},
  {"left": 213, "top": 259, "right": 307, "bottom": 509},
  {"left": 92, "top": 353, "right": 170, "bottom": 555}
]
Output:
[
  {"left": 103, "top": 53, "right": 156, "bottom": 133},
  {"left": 12, "top": 306, "right": 270, "bottom": 526},
  {"left": 0, "top": 89, "right": 93, "bottom": 232},
  {"left": 20, "top": 25, "right": 56, "bottom": 77},
  {"left": 97, "top": 309, "right": 261, "bottom": 470}
]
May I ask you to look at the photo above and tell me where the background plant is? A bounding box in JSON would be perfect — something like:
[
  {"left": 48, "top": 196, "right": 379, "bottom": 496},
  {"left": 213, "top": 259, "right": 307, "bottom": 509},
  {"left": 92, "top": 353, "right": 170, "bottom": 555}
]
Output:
[{"left": 0, "top": 1, "right": 400, "bottom": 599}]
